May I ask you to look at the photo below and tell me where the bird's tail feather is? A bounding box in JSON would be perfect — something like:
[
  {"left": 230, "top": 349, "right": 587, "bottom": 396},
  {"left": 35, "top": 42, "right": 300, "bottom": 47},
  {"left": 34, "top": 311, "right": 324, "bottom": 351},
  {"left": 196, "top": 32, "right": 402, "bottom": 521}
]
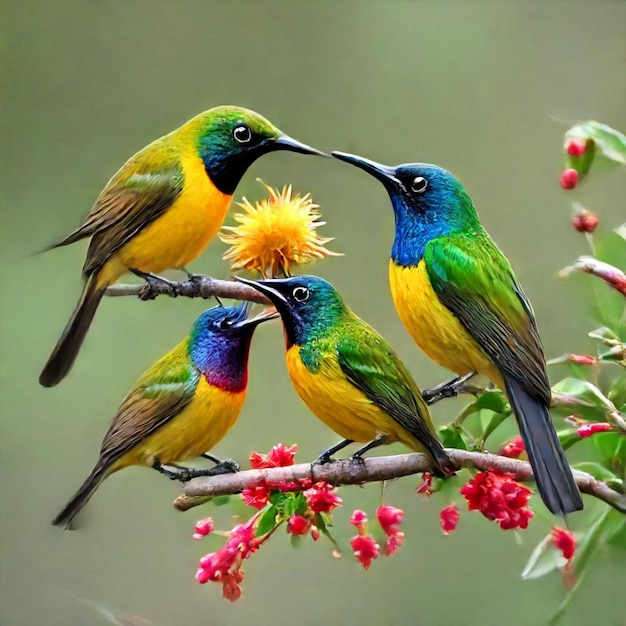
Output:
[
  {"left": 39, "top": 275, "right": 105, "bottom": 387},
  {"left": 52, "top": 464, "right": 109, "bottom": 528},
  {"left": 505, "top": 377, "right": 583, "bottom": 515}
]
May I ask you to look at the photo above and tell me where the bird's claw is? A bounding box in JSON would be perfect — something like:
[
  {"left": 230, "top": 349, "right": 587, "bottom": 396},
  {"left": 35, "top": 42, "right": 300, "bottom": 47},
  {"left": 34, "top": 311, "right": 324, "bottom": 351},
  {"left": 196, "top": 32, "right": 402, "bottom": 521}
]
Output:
[{"left": 312, "top": 453, "right": 334, "bottom": 466}]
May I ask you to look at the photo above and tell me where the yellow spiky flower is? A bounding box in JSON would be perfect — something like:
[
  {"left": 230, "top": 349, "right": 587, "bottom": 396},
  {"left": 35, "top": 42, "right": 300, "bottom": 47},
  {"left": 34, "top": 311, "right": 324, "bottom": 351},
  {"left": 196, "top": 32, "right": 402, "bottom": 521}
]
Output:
[{"left": 219, "top": 180, "right": 341, "bottom": 278}]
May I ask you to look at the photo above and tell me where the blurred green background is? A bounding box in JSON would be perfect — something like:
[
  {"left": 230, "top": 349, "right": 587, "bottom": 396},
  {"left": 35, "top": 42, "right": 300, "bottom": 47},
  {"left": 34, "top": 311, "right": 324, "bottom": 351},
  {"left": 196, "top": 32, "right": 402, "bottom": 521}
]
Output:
[{"left": 1, "top": 1, "right": 625, "bottom": 625}]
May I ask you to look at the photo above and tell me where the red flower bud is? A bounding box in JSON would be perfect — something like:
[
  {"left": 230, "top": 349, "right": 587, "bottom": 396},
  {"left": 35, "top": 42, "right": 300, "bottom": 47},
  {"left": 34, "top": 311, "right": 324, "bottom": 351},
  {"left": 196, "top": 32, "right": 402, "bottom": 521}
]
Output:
[
  {"left": 349, "top": 509, "right": 368, "bottom": 528},
  {"left": 439, "top": 503, "right": 460, "bottom": 535},
  {"left": 287, "top": 514, "right": 311, "bottom": 536},
  {"left": 566, "top": 139, "right": 587, "bottom": 157},
  {"left": 499, "top": 435, "right": 525, "bottom": 459},
  {"left": 551, "top": 526, "right": 576, "bottom": 561},
  {"left": 416, "top": 472, "right": 433, "bottom": 496},
  {"left": 571, "top": 211, "right": 599, "bottom": 233},
  {"left": 560, "top": 168, "right": 579, "bottom": 190},
  {"left": 193, "top": 517, "right": 214, "bottom": 540},
  {"left": 576, "top": 422, "right": 612, "bottom": 438}
]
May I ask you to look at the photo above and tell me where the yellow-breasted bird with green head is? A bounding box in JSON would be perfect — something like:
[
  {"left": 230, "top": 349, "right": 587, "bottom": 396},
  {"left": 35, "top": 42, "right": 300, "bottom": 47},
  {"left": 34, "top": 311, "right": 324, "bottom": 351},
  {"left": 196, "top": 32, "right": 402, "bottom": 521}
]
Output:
[
  {"left": 238, "top": 275, "right": 454, "bottom": 474},
  {"left": 52, "top": 302, "right": 277, "bottom": 527},
  {"left": 332, "top": 152, "right": 583, "bottom": 515},
  {"left": 40, "top": 105, "right": 324, "bottom": 388}
]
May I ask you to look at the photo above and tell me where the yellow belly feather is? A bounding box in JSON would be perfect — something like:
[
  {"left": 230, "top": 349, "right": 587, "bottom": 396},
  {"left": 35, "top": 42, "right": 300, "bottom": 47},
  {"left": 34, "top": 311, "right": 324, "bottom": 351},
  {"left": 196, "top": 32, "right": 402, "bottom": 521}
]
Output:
[
  {"left": 98, "top": 151, "right": 231, "bottom": 287},
  {"left": 389, "top": 260, "right": 503, "bottom": 387},
  {"left": 111, "top": 379, "right": 245, "bottom": 473},
  {"left": 286, "top": 345, "right": 432, "bottom": 453}
]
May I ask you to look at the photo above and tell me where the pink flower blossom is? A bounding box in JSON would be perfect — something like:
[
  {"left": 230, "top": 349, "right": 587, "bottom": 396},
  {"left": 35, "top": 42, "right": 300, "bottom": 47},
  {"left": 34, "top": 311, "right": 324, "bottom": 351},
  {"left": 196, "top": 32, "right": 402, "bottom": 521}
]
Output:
[
  {"left": 249, "top": 443, "right": 298, "bottom": 469},
  {"left": 304, "top": 481, "right": 343, "bottom": 513}
]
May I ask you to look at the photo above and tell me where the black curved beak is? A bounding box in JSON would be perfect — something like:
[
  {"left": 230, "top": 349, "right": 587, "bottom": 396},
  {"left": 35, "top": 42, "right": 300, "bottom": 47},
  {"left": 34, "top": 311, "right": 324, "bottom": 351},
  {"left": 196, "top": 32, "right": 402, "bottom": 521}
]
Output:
[
  {"left": 235, "top": 276, "right": 289, "bottom": 307},
  {"left": 230, "top": 301, "right": 280, "bottom": 330},
  {"left": 275, "top": 134, "right": 328, "bottom": 157},
  {"left": 332, "top": 151, "right": 402, "bottom": 189}
]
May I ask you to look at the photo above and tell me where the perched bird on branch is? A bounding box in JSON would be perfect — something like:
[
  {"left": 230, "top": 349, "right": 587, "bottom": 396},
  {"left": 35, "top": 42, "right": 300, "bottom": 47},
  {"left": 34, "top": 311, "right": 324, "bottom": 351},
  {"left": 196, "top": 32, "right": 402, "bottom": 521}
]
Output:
[
  {"left": 238, "top": 275, "right": 454, "bottom": 475},
  {"left": 332, "top": 152, "right": 583, "bottom": 515},
  {"left": 39, "top": 106, "right": 324, "bottom": 387},
  {"left": 52, "top": 302, "right": 277, "bottom": 527}
]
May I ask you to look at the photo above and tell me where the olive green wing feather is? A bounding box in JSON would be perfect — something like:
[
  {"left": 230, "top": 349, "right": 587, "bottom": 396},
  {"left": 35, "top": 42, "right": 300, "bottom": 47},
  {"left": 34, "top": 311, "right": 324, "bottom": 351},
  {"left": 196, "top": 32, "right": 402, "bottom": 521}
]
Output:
[
  {"left": 98, "top": 343, "right": 199, "bottom": 468},
  {"left": 48, "top": 146, "right": 184, "bottom": 276},
  {"left": 336, "top": 324, "right": 439, "bottom": 447},
  {"left": 424, "top": 235, "right": 550, "bottom": 402}
]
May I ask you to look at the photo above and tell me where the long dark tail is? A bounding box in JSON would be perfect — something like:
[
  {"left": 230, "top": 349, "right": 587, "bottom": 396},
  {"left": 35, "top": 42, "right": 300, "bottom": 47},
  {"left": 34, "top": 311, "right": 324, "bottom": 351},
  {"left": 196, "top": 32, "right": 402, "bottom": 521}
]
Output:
[
  {"left": 52, "top": 464, "right": 109, "bottom": 528},
  {"left": 505, "top": 377, "right": 583, "bottom": 515},
  {"left": 39, "top": 275, "right": 105, "bottom": 387}
]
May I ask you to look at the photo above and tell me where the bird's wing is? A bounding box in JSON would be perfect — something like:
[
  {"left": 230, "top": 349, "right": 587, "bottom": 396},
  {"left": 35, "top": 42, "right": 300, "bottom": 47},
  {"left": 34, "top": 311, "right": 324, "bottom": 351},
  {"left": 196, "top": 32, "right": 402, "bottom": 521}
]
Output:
[
  {"left": 424, "top": 235, "right": 550, "bottom": 402},
  {"left": 98, "top": 345, "right": 198, "bottom": 467},
  {"left": 48, "top": 153, "right": 184, "bottom": 276},
  {"left": 336, "top": 325, "right": 437, "bottom": 445}
]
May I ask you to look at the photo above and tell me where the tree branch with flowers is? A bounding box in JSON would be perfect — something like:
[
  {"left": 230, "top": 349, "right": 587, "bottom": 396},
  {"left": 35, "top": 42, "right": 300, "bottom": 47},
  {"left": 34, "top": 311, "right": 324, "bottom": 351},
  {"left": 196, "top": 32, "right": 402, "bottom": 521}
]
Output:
[{"left": 106, "top": 126, "right": 625, "bottom": 621}]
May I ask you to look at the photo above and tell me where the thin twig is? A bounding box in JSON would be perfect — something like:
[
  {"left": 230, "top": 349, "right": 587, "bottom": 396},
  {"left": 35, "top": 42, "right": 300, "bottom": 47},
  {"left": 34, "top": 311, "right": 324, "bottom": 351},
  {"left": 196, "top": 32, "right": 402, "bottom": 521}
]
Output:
[
  {"left": 105, "top": 276, "right": 271, "bottom": 304},
  {"left": 175, "top": 449, "right": 626, "bottom": 513}
]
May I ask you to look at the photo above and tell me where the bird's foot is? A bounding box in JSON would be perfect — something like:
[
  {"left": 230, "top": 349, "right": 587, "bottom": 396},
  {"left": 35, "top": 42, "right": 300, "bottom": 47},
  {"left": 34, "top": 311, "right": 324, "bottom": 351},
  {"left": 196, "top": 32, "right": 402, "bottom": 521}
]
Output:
[
  {"left": 313, "top": 439, "right": 354, "bottom": 467},
  {"left": 312, "top": 453, "right": 334, "bottom": 467},
  {"left": 348, "top": 435, "right": 388, "bottom": 465},
  {"left": 201, "top": 453, "right": 240, "bottom": 474},
  {"left": 422, "top": 372, "right": 476, "bottom": 405},
  {"left": 210, "top": 459, "right": 240, "bottom": 475},
  {"left": 131, "top": 269, "right": 180, "bottom": 299},
  {"left": 181, "top": 268, "right": 215, "bottom": 300}
]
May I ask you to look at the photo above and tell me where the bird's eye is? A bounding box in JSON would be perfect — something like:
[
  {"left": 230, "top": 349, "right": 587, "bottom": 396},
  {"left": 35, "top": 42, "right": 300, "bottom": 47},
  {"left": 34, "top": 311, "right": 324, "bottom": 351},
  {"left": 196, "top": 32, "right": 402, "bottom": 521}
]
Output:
[
  {"left": 233, "top": 125, "right": 252, "bottom": 144},
  {"left": 218, "top": 319, "right": 233, "bottom": 330},
  {"left": 411, "top": 176, "right": 428, "bottom": 193},
  {"left": 292, "top": 286, "right": 309, "bottom": 302}
]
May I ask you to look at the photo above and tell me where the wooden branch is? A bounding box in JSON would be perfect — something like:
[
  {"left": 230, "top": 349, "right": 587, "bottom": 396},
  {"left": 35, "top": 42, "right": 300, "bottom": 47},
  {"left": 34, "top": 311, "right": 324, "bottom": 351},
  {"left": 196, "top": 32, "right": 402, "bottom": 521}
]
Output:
[
  {"left": 175, "top": 449, "right": 626, "bottom": 514},
  {"left": 105, "top": 275, "right": 270, "bottom": 304}
]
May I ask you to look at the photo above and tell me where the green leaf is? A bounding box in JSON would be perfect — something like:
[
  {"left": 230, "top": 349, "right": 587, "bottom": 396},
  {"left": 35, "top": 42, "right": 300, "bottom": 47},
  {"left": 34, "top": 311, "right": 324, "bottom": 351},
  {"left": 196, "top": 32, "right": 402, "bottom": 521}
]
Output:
[
  {"left": 438, "top": 425, "right": 468, "bottom": 450},
  {"left": 565, "top": 121, "right": 626, "bottom": 177},
  {"left": 211, "top": 495, "right": 232, "bottom": 507},
  {"left": 481, "top": 411, "right": 511, "bottom": 442},
  {"left": 551, "top": 377, "right": 618, "bottom": 422},
  {"left": 592, "top": 432, "right": 626, "bottom": 465},
  {"left": 314, "top": 512, "right": 341, "bottom": 554},
  {"left": 521, "top": 534, "right": 566, "bottom": 580},
  {"left": 572, "top": 461, "right": 618, "bottom": 482},
  {"left": 473, "top": 389, "right": 509, "bottom": 413},
  {"left": 293, "top": 492, "right": 309, "bottom": 517},
  {"left": 255, "top": 505, "right": 279, "bottom": 537},
  {"left": 558, "top": 428, "right": 583, "bottom": 451}
]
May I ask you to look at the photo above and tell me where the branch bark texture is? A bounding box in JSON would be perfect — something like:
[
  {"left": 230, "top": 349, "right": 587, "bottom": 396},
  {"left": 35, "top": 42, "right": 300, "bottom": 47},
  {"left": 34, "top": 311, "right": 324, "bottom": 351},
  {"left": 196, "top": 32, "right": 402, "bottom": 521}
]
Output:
[{"left": 176, "top": 450, "right": 626, "bottom": 513}]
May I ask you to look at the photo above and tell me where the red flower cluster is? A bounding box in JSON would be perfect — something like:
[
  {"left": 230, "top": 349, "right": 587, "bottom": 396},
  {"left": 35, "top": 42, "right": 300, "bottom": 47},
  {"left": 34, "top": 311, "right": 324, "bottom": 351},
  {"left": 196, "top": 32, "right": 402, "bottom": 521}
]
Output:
[
  {"left": 242, "top": 444, "right": 301, "bottom": 508},
  {"left": 499, "top": 435, "right": 525, "bottom": 459},
  {"left": 249, "top": 443, "right": 298, "bottom": 469},
  {"left": 196, "top": 514, "right": 272, "bottom": 601},
  {"left": 376, "top": 505, "right": 405, "bottom": 555},
  {"left": 304, "top": 482, "right": 343, "bottom": 513},
  {"left": 349, "top": 510, "right": 379, "bottom": 569},
  {"left": 576, "top": 422, "right": 612, "bottom": 438},
  {"left": 460, "top": 469, "right": 533, "bottom": 530},
  {"left": 439, "top": 503, "right": 460, "bottom": 535}
]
